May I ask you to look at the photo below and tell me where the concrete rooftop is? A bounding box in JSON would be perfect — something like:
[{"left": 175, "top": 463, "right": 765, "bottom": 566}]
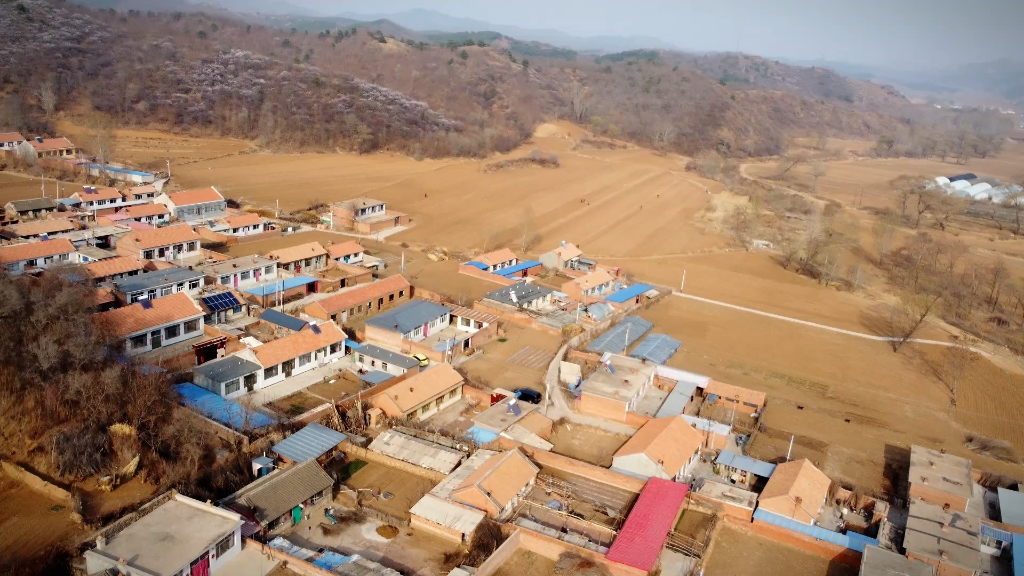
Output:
[{"left": 582, "top": 354, "right": 656, "bottom": 401}]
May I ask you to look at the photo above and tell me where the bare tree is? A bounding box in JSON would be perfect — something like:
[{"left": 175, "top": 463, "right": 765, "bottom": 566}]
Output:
[
  {"left": 566, "top": 81, "right": 589, "bottom": 123},
  {"left": 814, "top": 130, "right": 829, "bottom": 151},
  {"left": 36, "top": 79, "right": 58, "bottom": 117},
  {"left": 694, "top": 150, "right": 724, "bottom": 179},
  {"left": 775, "top": 152, "right": 808, "bottom": 178},
  {"left": 941, "top": 334, "right": 978, "bottom": 409},
  {"left": 1005, "top": 191, "right": 1024, "bottom": 236},
  {"left": 724, "top": 205, "right": 754, "bottom": 250},
  {"left": 889, "top": 292, "right": 941, "bottom": 352},
  {"left": 651, "top": 125, "right": 675, "bottom": 155},
  {"left": 872, "top": 209, "right": 898, "bottom": 266},
  {"left": 811, "top": 162, "right": 828, "bottom": 192},
  {"left": 87, "top": 113, "right": 116, "bottom": 169}
]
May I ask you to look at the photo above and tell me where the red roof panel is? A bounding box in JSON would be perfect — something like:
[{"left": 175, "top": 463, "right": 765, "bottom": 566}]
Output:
[{"left": 605, "top": 478, "right": 689, "bottom": 572}]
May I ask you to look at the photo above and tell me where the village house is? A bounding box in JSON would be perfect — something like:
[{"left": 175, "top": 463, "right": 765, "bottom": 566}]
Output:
[
  {"left": 903, "top": 500, "right": 989, "bottom": 576},
  {"left": 756, "top": 458, "right": 832, "bottom": 526},
  {"left": 304, "top": 275, "right": 411, "bottom": 324},
  {"left": 561, "top": 268, "right": 617, "bottom": 303},
  {"left": 467, "top": 398, "right": 554, "bottom": 450},
  {"left": 611, "top": 415, "right": 705, "bottom": 480},
  {"left": 233, "top": 322, "right": 346, "bottom": 392},
  {"left": 127, "top": 183, "right": 162, "bottom": 201},
  {"left": 482, "top": 282, "right": 554, "bottom": 311},
  {"left": 68, "top": 186, "right": 135, "bottom": 217},
  {"left": 93, "top": 292, "right": 205, "bottom": 356},
  {"left": 265, "top": 241, "right": 328, "bottom": 274},
  {"left": 0, "top": 131, "right": 25, "bottom": 150},
  {"left": 5, "top": 197, "right": 58, "bottom": 220},
  {"left": 83, "top": 255, "right": 146, "bottom": 285},
  {"left": 193, "top": 355, "right": 263, "bottom": 399},
  {"left": 28, "top": 136, "right": 77, "bottom": 158},
  {"left": 352, "top": 343, "right": 420, "bottom": 377},
  {"left": 155, "top": 187, "right": 227, "bottom": 221},
  {"left": 0, "top": 238, "right": 78, "bottom": 275},
  {"left": 473, "top": 248, "right": 518, "bottom": 272},
  {"left": 197, "top": 255, "right": 277, "bottom": 290},
  {"left": 271, "top": 422, "right": 349, "bottom": 465},
  {"left": 539, "top": 241, "right": 583, "bottom": 270},
  {"left": 449, "top": 305, "right": 498, "bottom": 337},
  {"left": 107, "top": 267, "right": 205, "bottom": 304},
  {"left": 219, "top": 212, "right": 265, "bottom": 236},
  {"left": 907, "top": 445, "right": 974, "bottom": 513},
  {"left": 326, "top": 240, "right": 365, "bottom": 265},
  {"left": 364, "top": 300, "right": 451, "bottom": 345},
  {"left": 219, "top": 460, "right": 334, "bottom": 536},
  {"left": 329, "top": 197, "right": 409, "bottom": 234},
  {"left": 120, "top": 203, "right": 170, "bottom": 225},
  {"left": 197, "top": 289, "right": 249, "bottom": 326},
  {"left": 116, "top": 225, "right": 202, "bottom": 262},
  {"left": 703, "top": 379, "right": 767, "bottom": 415},
  {"left": 82, "top": 492, "right": 244, "bottom": 576},
  {"left": 448, "top": 449, "right": 539, "bottom": 520},
  {"left": 0, "top": 218, "right": 77, "bottom": 240},
  {"left": 576, "top": 353, "right": 657, "bottom": 422},
  {"left": 368, "top": 363, "right": 464, "bottom": 421},
  {"left": 714, "top": 450, "right": 777, "bottom": 489}
]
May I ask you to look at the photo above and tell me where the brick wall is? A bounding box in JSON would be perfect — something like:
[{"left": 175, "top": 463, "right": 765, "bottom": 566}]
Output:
[
  {"left": 908, "top": 483, "right": 969, "bottom": 513},
  {"left": 458, "top": 264, "right": 517, "bottom": 286},
  {"left": 340, "top": 442, "right": 447, "bottom": 483},
  {"left": 690, "top": 491, "right": 753, "bottom": 522},
  {"left": 567, "top": 350, "right": 602, "bottom": 363},
  {"left": 472, "top": 300, "right": 563, "bottom": 336},
  {"left": 517, "top": 529, "right": 646, "bottom": 576},
  {"left": 195, "top": 226, "right": 234, "bottom": 245},
  {"left": 905, "top": 551, "right": 973, "bottom": 576},
  {"left": 362, "top": 324, "right": 405, "bottom": 348},
  {"left": 517, "top": 444, "right": 647, "bottom": 494},
  {"left": 410, "top": 514, "right": 465, "bottom": 543},
  {"left": 462, "top": 385, "right": 493, "bottom": 407},
  {"left": 578, "top": 392, "right": 628, "bottom": 422}
]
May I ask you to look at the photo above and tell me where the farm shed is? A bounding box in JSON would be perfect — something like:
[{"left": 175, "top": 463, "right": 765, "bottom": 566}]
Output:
[
  {"left": 174, "top": 382, "right": 275, "bottom": 430},
  {"left": 604, "top": 283, "right": 654, "bottom": 306},
  {"left": 272, "top": 422, "right": 347, "bottom": 463},
  {"left": 367, "top": 429, "right": 465, "bottom": 474},
  {"left": 220, "top": 460, "right": 334, "bottom": 533},
  {"left": 605, "top": 478, "right": 689, "bottom": 573},
  {"left": 628, "top": 333, "right": 680, "bottom": 364},
  {"left": 587, "top": 316, "right": 653, "bottom": 354}
]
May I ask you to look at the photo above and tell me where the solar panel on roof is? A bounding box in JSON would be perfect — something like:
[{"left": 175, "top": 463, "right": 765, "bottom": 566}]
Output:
[
  {"left": 507, "top": 402, "right": 522, "bottom": 417},
  {"left": 201, "top": 292, "right": 240, "bottom": 312},
  {"left": 311, "top": 324, "right": 322, "bottom": 334},
  {"left": 140, "top": 299, "right": 153, "bottom": 309}
]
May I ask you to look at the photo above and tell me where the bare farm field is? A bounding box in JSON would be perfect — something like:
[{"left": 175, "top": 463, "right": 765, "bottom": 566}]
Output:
[
  {"left": 702, "top": 523, "right": 857, "bottom": 576},
  {"left": 342, "top": 462, "right": 436, "bottom": 522},
  {"left": 548, "top": 422, "right": 630, "bottom": 468},
  {"left": 56, "top": 121, "right": 252, "bottom": 169},
  {"left": 458, "top": 324, "right": 560, "bottom": 393},
  {"left": 0, "top": 471, "right": 84, "bottom": 569},
  {"left": 638, "top": 296, "right": 1024, "bottom": 491}
]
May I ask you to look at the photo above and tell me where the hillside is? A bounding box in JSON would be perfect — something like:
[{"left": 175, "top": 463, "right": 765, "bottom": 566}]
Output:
[{"left": 3, "top": 1, "right": 907, "bottom": 159}]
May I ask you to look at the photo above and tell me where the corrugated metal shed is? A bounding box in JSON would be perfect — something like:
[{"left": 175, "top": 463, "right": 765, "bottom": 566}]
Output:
[
  {"left": 654, "top": 380, "right": 698, "bottom": 418},
  {"left": 682, "top": 415, "right": 731, "bottom": 435},
  {"left": 587, "top": 316, "right": 653, "bottom": 354},
  {"left": 628, "top": 334, "right": 680, "bottom": 364},
  {"left": 494, "top": 260, "right": 542, "bottom": 276},
  {"left": 358, "top": 370, "right": 395, "bottom": 385},
  {"left": 367, "top": 429, "right": 465, "bottom": 474},
  {"left": 604, "top": 284, "right": 653, "bottom": 303},
  {"left": 998, "top": 487, "right": 1024, "bottom": 528},
  {"left": 587, "top": 302, "right": 614, "bottom": 320},
  {"left": 605, "top": 478, "right": 689, "bottom": 572},
  {"left": 358, "top": 344, "right": 419, "bottom": 370},
  {"left": 272, "top": 422, "right": 347, "bottom": 463},
  {"left": 463, "top": 261, "right": 488, "bottom": 270},
  {"left": 753, "top": 509, "right": 879, "bottom": 551},
  {"left": 715, "top": 450, "right": 777, "bottom": 478},
  {"left": 174, "top": 383, "right": 274, "bottom": 430},
  {"left": 244, "top": 276, "right": 317, "bottom": 297}
]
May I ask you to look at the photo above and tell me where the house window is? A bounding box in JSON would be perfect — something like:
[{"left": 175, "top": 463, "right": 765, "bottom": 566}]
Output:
[
  {"left": 358, "top": 354, "right": 365, "bottom": 363},
  {"left": 349, "top": 308, "right": 355, "bottom": 316},
  {"left": 58, "top": 253, "right": 69, "bottom": 261},
  {"left": 381, "top": 362, "right": 388, "bottom": 371},
  {"left": 224, "top": 379, "right": 240, "bottom": 395},
  {"left": 389, "top": 293, "right": 395, "bottom": 302},
  {"left": 147, "top": 289, "right": 157, "bottom": 300},
  {"left": 143, "top": 250, "right": 155, "bottom": 260},
  {"left": 357, "top": 305, "right": 363, "bottom": 313},
  {"left": 264, "top": 266, "right": 273, "bottom": 275},
  {"left": 160, "top": 286, "right": 173, "bottom": 297},
  {"left": 232, "top": 306, "right": 242, "bottom": 314},
  {"left": 244, "top": 373, "right": 257, "bottom": 388},
  {"left": 187, "top": 242, "right": 197, "bottom": 252},
  {"left": 219, "top": 275, "right": 230, "bottom": 285},
  {"left": 184, "top": 319, "right": 200, "bottom": 334},
  {"left": 26, "top": 259, "right": 36, "bottom": 267},
  {"left": 298, "top": 353, "right": 311, "bottom": 366},
  {"left": 304, "top": 258, "right": 312, "bottom": 267},
  {"left": 188, "top": 279, "right": 200, "bottom": 290},
  {"left": 399, "top": 290, "right": 404, "bottom": 298},
  {"left": 264, "top": 365, "right": 279, "bottom": 379},
  {"left": 240, "top": 271, "right": 251, "bottom": 281},
  {"left": 420, "top": 405, "right": 430, "bottom": 415},
  {"left": 129, "top": 334, "right": 147, "bottom": 349},
  {"left": 330, "top": 342, "right": 341, "bottom": 354},
  {"left": 176, "top": 282, "right": 185, "bottom": 292},
  {"left": 164, "top": 324, "right": 180, "bottom": 339},
  {"left": 215, "top": 533, "right": 235, "bottom": 557}
]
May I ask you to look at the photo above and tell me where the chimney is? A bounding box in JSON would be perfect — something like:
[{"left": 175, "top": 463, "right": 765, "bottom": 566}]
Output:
[
  {"left": 922, "top": 477, "right": 929, "bottom": 485},
  {"left": 95, "top": 535, "right": 106, "bottom": 550},
  {"left": 940, "top": 551, "right": 949, "bottom": 560},
  {"left": 941, "top": 522, "right": 950, "bottom": 531}
]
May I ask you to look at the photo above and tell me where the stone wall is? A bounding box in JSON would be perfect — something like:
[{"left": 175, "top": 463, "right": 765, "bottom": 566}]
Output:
[
  {"left": 340, "top": 442, "right": 447, "bottom": 483},
  {"left": 0, "top": 460, "right": 72, "bottom": 507}
]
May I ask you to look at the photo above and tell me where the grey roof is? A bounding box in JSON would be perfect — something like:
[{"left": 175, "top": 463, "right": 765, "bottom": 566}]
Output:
[
  {"left": 77, "top": 246, "right": 117, "bottom": 261},
  {"left": 368, "top": 429, "right": 465, "bottom": 474},
  {"left": 109, "top": 267, "right": 205, "bottom": 295},
  {"left": 259, "top": 308, "right": 308, "bottom": 332},
  {"left": 859, "top": 546, "right": 936, "bottom": 576},
  {"left": 220, "top": 460, "right": 334, "bottom": 527},
  {"left": 629, "top": 334, "right": 680, "bottom": 364},
  {"left": 196, "top": 255, "right": 275, "bottom": 276},
  {"left": 357, "top": 344, "right": 419, "bottom": 369},
  {"left": 715, "top": 450, "right": 777, "bottom": 478},
  {"left": 6, "top": 197, "right": 57, "bottom": 211},
  {"left": 908, "top": 445, "right": 973, "bottom": 499},
  {"left": 903, "top": 500, "right": 980, "bottom": 572},
  {"left": 272, "top": 422, "right": 347, "bottom": 463},
  {"left": 998, "top": 487, "right": 1024, "bottom": 528},
  {"left": 365, "top": 300, "right": 451, "bottom": 334},
  {"left": 587, "top": 316, "right": 653, "bottom": 354},
  {"left": 484, "top": 282, "right": 553, "bottom": 307},
  {"left": 194, "top": 355, "right": 262, "bottom": 384}
]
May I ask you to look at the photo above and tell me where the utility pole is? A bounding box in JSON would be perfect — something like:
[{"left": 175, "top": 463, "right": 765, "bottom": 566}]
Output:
[
  {"left": 166, "top": 159, "right": 171, "bottom": 179},
  {"left": 786, "top": 434, "right": 794, "bottom": 461},
  {"left": 680, "top": 269, "right": 686, "bottom": 293},
  {"left": 401, "top": 251, "right": 405, "bottom": 272},
  {"left": 276, "top": 199, "right": 280, "bottom": 218}
]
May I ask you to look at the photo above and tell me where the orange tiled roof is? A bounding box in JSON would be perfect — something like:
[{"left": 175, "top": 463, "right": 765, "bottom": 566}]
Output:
[
  {"left": 166, "top": 187, "right": 223, "bottom": 206},
  {"left": 572, "top": 269, "right": 615, "bottom": 291},
  {"left": 307, "top": 275, "right": 410, "bottom": 316},
  {"left": 477, "top": 248, "right": 517, "bottom": 267},
  {"left": 29, "top": 137, "right": 75, "bottom": 152},
  {"left": 326, "top": 240, "right": 365, "bottom": 259},
  {"left": 0, "top": 238, "right": 76, "bottom": 264},
  {"left": 93, "top": 292, "right": 202, "bottom": 338},
  {"left": 613, "top": 416, "right": 704, "bottom": 475},
  {"left": 0, "top": 132, "right": 25, "bottom": 142},
  {"left": 74, "top": 187, "right": 122, "bottom": 202},
  {"left": 127, "top": 184, "right": 158, "bottom": 196},
  {"left": 5, "top": 219, "right": 77, "bottom": 237},
  {"left": 251, "top": 322, "right": 345, "bottom": 368},
  {"left": 704, "top": 380, "right": 766, "bottom": 408},
  {"left": 451, "top": 449, "right": 539, "bottom": 512},
  {"left": 758, "top": 459, "right": 832, "bottom": 522},
  {"left": 370, "top": 364, "right": 463, "bottom": 415},
  {"left": 265, "top": 241, "right": 328, "bottom": 264},
  {"left": 222, "top": 212, "right": 263, "bottom": 228},
  {"left": 554, "top": 242, "right": 582, "bottom": 261},
  {"left": 83, "top": 256, "right": 146, "bottom": 279},
  {"left": 122, "top": 204, "right": 169, "bottom": 218},
  {"left": 124, "top": 225, "right": 200, "bottom": 250}
]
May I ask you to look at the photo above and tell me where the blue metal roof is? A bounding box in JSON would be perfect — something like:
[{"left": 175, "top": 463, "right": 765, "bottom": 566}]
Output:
[
  {"left": 365, "top": 300, "right": 451, "bottom": 335},
  {"left": 272, "top": 422, "right": 347, "bottom": 462},
  {"left": 259, "top": 308, "right": 308, "bottom": 332},
  {"left": 715, "top": 450, "right": 776, "bottom": 478},
  {"left": 629, "top": 333, "right": 680, "bottom": 364},
  {"left": 464, "top": 261, "right": 488, "bottom": 270},
  {"left": 999, "top": 488, "right": 1024, "bottom": 529},
  {"left": 604, "top": 284, "right": 653, "bottom": 303},
  {"left": 587, "top": 316, "right": 653, "bottom": 354},
  {"left": 1014, "top": 533, "right": 1024, "bottom": 576},
  {"left": 244, "top": 276, "right": 317, "bottom": 297},
  {"left": 84, "top": 163, "right": 154, "bottom": 177},
  {"left": 467, "top": 426, "right": 500, "bottom": 446},
  {"left": 753, "top": 509, "right": 878, "bottom": 551},
  {"left": 494, "top": 260, "right": 543, "bottom": 276},
  {"left": 358, "top": 370, "right": 394, "bottom": 385},
  {"left": 174, "top": 383, "right": 274, "bottom": 430},
  {"left": 655, "top": 381, "right": 698, "bottom": 418}
]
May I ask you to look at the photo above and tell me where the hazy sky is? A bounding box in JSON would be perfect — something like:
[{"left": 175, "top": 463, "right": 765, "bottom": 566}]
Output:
[{"left": 304, "top": 0, "right": 1023, "bottom": 69}]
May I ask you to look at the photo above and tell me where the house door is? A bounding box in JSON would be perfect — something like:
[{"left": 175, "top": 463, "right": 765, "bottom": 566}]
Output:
[
  {"left": 282, "top": 359, "right": 295, "bottom": 377},
  {"left": 395, "top": 217, "right": 400, "bottom": 227},
  {"left": 150, "top": 331, "right": 162, "bottom": 349},
  {"left": 423, "top": 323, "right": 429, "bottom": 337},
  {"left": 190, "top": 552, "right": 210, "bottom": 576}
]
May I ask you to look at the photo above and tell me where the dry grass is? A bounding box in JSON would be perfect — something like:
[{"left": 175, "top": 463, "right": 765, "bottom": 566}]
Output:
[
  {"left": 376, "top": 525, "right": 400, "bottom": 539},
  {"left": 555, "top": 552, "right": 611, "bottom": 576},
  {"left": 964, "top": 434, "right": 1020, "bottom": 464}
]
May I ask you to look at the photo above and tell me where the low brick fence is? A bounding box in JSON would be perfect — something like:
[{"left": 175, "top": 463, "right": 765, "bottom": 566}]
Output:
[
  {"left": 339, "top": 443, "right": 447, "bottom": 483},
  {"left": 0, "top": 460, "right": 73, "bottom": 507},
  {"left": 458, "top": 264, "right": 517, "bottom": 286}
]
